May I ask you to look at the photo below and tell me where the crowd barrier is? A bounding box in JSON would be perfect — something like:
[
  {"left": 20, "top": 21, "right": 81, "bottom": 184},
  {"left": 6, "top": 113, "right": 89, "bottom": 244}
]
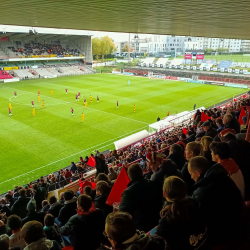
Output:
[{"left": 198, "top": 76, "right": 250, "bottom": 85}]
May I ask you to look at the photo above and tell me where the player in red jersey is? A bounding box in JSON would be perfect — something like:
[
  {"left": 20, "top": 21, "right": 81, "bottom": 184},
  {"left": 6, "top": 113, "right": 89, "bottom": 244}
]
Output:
[
  {"left": 9, "top": 108, "right": 12, "bottom": 116},
  {"left": 76, "top": 94, "right": 78, "bottom": 101},
  {"left": 65, "top": 88, "right": 68, "bottom": 95},
  {"left": 117, "top": 101, "right": 119, "bottom": 108},
  {"left": 71, "top": 108, "right": 74, "bottom": 116},
  {"left": 38, "top": 90, "right": 40, "bottom": 96},
  {"left": 78, "top": 92, "right": 80, "bottom": 97},
  {"left": 31, "top": 100, "right": 34, "bottom": 108},
  {"left": 14, "top": 91, "right": 17, "bottom": 98}
]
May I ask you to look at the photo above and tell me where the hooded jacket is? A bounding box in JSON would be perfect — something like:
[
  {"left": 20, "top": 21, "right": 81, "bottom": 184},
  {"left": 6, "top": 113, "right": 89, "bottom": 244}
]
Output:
[
  {"left": 23, "top": 238, "right": 61, "bottom": 250},
  {"left": 156, "top": 198, "right": 209, "bottom": 250},
  {"left": 119, "top": 177, "right": 162, "bottom": 232},
  {"left": 57, "top": 197, "right": 77, "bottom": 225},
  {"left": 192, "top": 163, "right": 242, "bottom": 245}
]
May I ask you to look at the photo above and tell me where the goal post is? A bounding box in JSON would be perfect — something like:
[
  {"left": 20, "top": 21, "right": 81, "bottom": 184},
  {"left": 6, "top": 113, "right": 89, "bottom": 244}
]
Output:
[{"left": 148, "top": 71, "right": 154, "bottom": 79}]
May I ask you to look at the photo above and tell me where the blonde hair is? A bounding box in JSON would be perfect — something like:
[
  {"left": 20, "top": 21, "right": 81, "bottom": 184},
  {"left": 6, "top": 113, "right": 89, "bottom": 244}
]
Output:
[
  {"left": 0, "top": 234, "right": 9, "bottom": 250},
  {"left": 200, "top": 136, "right": 213, "bottom": 151}
]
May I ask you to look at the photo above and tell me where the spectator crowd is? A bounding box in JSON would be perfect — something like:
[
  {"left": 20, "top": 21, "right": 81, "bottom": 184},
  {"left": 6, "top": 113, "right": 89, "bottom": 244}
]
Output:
[{"left": 0, "top": 95, "right": 250, "bottom": 250}]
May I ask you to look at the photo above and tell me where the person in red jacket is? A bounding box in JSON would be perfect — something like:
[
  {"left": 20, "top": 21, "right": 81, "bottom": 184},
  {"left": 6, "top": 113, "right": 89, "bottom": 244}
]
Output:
[{"left": 65, "top": 169, "right": 72, "bottom": 184}]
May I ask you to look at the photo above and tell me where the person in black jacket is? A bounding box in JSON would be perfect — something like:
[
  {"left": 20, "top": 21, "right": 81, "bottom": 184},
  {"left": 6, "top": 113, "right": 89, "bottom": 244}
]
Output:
[
  {"left": 48, "top": 196, "right": 63, "bottom": 218},
  {"left": 156, "top": 176, "right": 209, "bottom": 250},
  {"left": 60, "top": 194, "right": 105, "bottom": 250},
  {"left": 151, "top": 160, "right": 183, "bottom": 185},
  {"left": 57, "top": 191, "right": 77, "bottom": 226},
  {"left": 223, "top": 114, "right": 240, "bottom": 134},
  {"left": 22, "top": 199, "right": 46, "bottom": 226},
  {"left": 94, "top": 181, "right": 113, "bottom": 218},
  {"left": 219, "top": 128, "right": 250, "bottom": 200},
  {"left": 119, "top": 164, "right": 162, "bottom": 232},
  {"left": 188, "top": 156, "right": 242, "bottom": 246},
  {"left": 33, "top": 183, "right": 46, "bottom": 210},
  {"left": 4, "top": 194, "right": 17, "bottom": 209},
  {"left": 167, "top": 144, "right": 186, "bottom": 171},
  {"left": 186, "top": 131, "right": 195, "bottom": 143},
  {"left": 70, "top": 162, "right": 77, "bottom": 173},
  {"left": 201, "top": 121, "right": 218, "bottom": 139},
  {"left": 95, "top": 154, "right": 108, "bottom": 177},
  {"left": 11, "top": 189, "right": 30, "bottom": 219}
]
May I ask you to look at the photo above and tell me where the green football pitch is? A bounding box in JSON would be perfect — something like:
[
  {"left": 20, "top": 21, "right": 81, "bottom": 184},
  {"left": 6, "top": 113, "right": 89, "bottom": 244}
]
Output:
[{"left": 0, "top": 74, "right": 246, "bottom": 193}]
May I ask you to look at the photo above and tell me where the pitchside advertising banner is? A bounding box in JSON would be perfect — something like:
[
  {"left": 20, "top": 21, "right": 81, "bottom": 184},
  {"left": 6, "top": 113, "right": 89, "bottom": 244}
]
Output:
[
  {"left": 184, "top": 54, "right": 192, "bottom": 59},
  {"left": 196, "top": 54, "right": 204, "bottom": 60}
]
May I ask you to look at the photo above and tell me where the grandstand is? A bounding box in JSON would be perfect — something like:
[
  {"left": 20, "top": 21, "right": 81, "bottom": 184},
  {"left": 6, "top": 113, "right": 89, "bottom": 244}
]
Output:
[
  {"left": 1, "top": 3, "right": 250, "bottom": 250},
  {"left": 170, "top": 58, "right": 184, "bottom": 66},
  {"left": 156, "top": 58, "right": 168, "bottom": 67}
]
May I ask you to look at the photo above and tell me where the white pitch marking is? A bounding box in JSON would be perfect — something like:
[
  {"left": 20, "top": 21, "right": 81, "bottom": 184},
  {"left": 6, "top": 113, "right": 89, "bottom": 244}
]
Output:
[{"left": 0, "top": 125, "right": 148, "bottom": 185}]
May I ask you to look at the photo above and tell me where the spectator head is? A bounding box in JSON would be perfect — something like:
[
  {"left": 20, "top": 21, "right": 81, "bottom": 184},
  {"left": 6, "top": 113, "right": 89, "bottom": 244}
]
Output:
[
  {"left": 200, "top": 136, "right": 213, "bottom": 151},
  {"left": 216, "top": 118, "right": 223, "bottom": 127},
  {"left": 63, "top": 191, "right": 74, "bottom": 201},
  {"left": 49, "top": 196, "right": 57, "bottom": 205},
  {"left": 7, "top": 215, "right": 22, "bottom": 231},
  {"left": 185, "top": 142, "right": 202, "bottom": 161},
  {"left": 27, "top": 199, "right": 36, "bottom": 213},
  {"left": 71, "top": 162, "right": 74, "bottom": 165},
  {"left": 42, "top": 200, "right": 49, "bottom": 208},
  {"left": 146, "top": 151, "right": 165, "bottom": 171},
  {"left": 170, "top": 144, "right": 183, "bottom": 155},
  {"left": 4, "top": 194, "right": 12, "bottom": 202},
  {"left": 96, "top": 181, "right": 110, "bottom": 196},
  {"left": 218, "top": 129, "right": 236, "bottom": 142},
  {"left": 18, "top": 189, "right": 26, "bottom": 197},
  {"left": 22, "top": 221, "right": 46, "bottom": 245},
  {"left": 186, "top": 131, "right": 193, "bottom": 137},
  {"left": 201, "top": 121, "right": 210, "bottom": 132},
  {"left": 77, "top": 194, "right": 92, "bottom": 212},
  {"left": 188, "top": 156, "right": 209, "bottom": 182},
  {"left": 223, "top": 114, "right": 233, "bottom": 125},
  {"left": 32, "top": 183, "right": 38, "bottom": 191},
  {"left": 179, "top": 133, "right": 186, "bottom": 141},
  {"left": 39, "top": 178, "right": 44, "bottom": 184},
  {"left": 209, "top": 141, "right": 231, "bottom": 162},
  {"left": 96, "top": 173, "right": 109, "bottom": 184},
  {"left": 0, "top": 234, "right": 9, "bottom": 250},
  {"left": 109, "top": 167, "right": 115, "bottom": 173},
  {"left": 44, "top": 214, "right": 54, "bottom": 227},
  {"left": 83, "top": 186, "right": 92, "bottom": 196},
  {"left": 127, "top": 163, "right": 143, "bottom": 181},
  {"left": 105, "top": 212, "right": 136, "bottom": 248},
  {"left": 162, "top": 176, "right": 187, "bottom": 202},
  {"left": 0, "top": 199, "right": 6, "bottom": 205}
]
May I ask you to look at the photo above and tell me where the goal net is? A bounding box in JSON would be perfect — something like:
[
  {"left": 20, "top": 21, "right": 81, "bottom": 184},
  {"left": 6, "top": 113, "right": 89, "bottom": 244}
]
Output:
[
  {"left": 148, "top": 71, "right": 154, "bottom": 79},
  {"left": 148, "top": 72, "right": 166, "bottom": 80}
]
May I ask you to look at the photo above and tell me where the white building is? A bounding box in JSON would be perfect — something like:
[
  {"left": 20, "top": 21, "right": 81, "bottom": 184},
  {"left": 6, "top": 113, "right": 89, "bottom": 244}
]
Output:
[{"left": 184, "top": 37, "right": 241, "bottom": 52}]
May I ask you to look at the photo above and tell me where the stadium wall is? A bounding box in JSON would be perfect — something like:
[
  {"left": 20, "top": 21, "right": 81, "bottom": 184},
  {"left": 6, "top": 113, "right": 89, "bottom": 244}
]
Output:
[{"left": 74, "top": 36, "right": 92, "bottom": 66}]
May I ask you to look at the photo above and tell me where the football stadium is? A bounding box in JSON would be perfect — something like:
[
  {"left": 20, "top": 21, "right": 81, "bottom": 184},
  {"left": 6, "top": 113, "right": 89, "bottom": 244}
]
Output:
[{"left": 1, "top": 1, "right": 250, "bottom": 250}]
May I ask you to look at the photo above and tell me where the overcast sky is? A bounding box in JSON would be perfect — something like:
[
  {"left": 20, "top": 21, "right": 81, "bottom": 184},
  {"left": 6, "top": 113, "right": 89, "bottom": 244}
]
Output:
[
  {"left": 0, "top": 24, "right": 154, "bottom": 43},
  {"left": 91, "top": 31, "right": 153, "bottom": 42}
]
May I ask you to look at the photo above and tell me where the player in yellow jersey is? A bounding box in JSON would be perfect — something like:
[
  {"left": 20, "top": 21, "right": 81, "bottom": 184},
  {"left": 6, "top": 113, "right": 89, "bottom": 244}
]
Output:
[
  {"left": 134, "top": 104, "right": 136, "bottom": 113},
  {"left": 9, "top": 103, "right": 12, "bottom": 111},
  {"left": 90, "top": 95, "right": 92, "bottom": 102},
  {"left": 38, "top": 95, "right": 40, "bottom": 102},
  {"left": 85, "top": 101, "right": 88, "bottom": 108},
  {"left": 41, "top": 100, "right": 45, "bottom": 108},
  {"left": 51, "top": 90, "right": 54, "bottom": 95},
  {"left": 32, "top": 108, "right": 35, "bottom": 116},
  {"left": 81, "top": 113, "right": 85, "bottom": 122}
]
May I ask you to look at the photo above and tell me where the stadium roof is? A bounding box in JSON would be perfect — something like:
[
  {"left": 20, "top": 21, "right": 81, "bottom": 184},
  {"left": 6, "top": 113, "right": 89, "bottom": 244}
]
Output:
[{"left": 1, "top": 0, "right": 250, "bottom": 40}]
